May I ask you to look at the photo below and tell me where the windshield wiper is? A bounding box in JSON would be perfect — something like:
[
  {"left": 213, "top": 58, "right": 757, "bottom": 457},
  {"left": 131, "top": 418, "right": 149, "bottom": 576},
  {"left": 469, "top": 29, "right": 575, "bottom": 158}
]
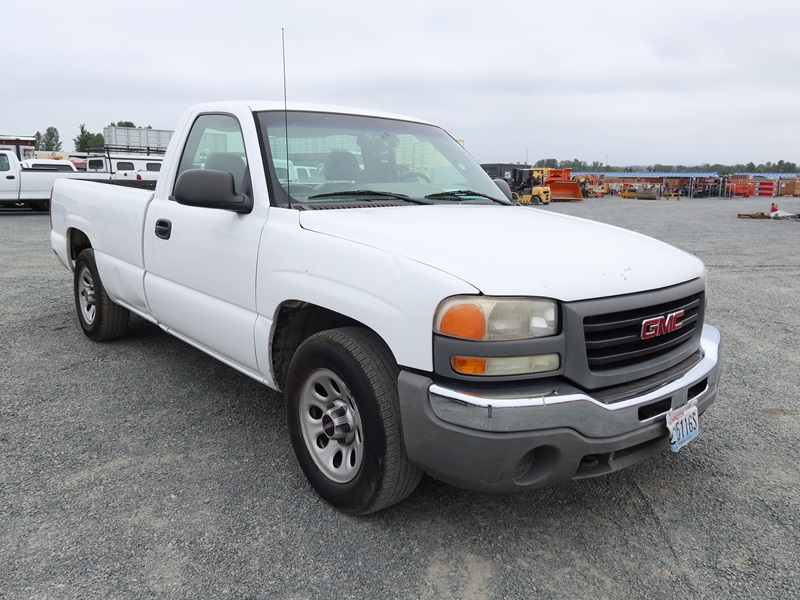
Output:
[
  {"left": 424, "top": 190, "right": 509, "bottom": 204},
  {"left": 308, "top": 190, "right": 433, "bottom": 204}
]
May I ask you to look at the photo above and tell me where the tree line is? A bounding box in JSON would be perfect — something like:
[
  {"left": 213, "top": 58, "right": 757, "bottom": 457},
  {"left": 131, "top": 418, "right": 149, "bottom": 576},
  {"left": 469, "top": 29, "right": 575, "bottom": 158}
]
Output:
[
  {"left": 33, "top": 122, "right": 153, "bottom": 152},
  {"left": 533, "top": 158, "right": 799, "bottom": 175}
]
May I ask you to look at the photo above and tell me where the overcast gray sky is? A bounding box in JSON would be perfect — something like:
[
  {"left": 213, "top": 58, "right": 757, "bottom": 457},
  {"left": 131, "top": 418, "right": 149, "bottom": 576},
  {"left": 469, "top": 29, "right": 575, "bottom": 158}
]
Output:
[{"left": 4, "top": 0, "right": 798, "bottom": 167}]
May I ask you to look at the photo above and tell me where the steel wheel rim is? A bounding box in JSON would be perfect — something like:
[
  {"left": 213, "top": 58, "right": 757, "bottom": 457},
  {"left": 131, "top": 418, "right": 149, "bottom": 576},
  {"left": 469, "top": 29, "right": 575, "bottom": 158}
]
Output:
[
  {"left": 77, "top": 265, "right": 96, "bottom": 325},
  {"left": 299, "top": 368, "right": 364, "bottom": 483}
]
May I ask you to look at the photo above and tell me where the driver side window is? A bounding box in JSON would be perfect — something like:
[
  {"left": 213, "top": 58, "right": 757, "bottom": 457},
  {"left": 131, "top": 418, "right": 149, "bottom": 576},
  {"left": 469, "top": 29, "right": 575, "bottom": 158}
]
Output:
[{"left": 175, "top": 114, "right": 249, "bottom": 194}]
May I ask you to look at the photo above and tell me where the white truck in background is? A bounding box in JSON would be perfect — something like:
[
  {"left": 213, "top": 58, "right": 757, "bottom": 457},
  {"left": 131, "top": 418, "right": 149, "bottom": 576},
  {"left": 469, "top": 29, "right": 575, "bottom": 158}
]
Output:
[
  {"left": 111, "top": 162, "right": 162, "bottom": 182},
  {"left": 0, "top": 138, "right": 165, "bottom": 211},
  {"left": 76, "top": 149, "right": 164, "bottom": 176},
  {"left": 0, "top": 149, "right": 156, "bottom": 211},
  {"left": 111, "top": 169, "right": 160, "bottom": 182},
  {"left": 20, "top": 159, "right": 78, "bottom": 172},
  {"left": 78, "top": 126, "right": 171, "bottom": 176},
  {"left": 1, "top": 150, "right": 87, "bottom": 211},
  {"left": 49, "top": 101, "right": 722, "bottom": 514}
]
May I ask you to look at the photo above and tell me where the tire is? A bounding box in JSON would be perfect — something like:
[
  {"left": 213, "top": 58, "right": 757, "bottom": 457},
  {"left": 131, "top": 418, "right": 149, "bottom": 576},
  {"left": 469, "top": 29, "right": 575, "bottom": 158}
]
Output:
[
  {"left": 74, "top": 248, "right": 130, "bottom": 342},
  {"left": 285, "top": 327, "right": 422, "bottom": 514}
]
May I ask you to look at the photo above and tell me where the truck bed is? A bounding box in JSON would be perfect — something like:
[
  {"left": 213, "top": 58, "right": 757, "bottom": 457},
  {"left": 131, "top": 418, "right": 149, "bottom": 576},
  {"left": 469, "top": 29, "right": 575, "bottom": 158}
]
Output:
[{"left": 50, "top": 178, "right": 156, "bottom": 277}]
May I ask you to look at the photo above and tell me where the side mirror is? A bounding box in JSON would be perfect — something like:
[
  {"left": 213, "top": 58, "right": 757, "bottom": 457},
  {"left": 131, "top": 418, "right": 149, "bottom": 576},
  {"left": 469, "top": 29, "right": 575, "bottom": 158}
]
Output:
[
  {"left": 493, "top": 178, "right": 513, "bottom": 201},
  {"left": 172, "top": 169, "right": 253, "bottom": 214}
]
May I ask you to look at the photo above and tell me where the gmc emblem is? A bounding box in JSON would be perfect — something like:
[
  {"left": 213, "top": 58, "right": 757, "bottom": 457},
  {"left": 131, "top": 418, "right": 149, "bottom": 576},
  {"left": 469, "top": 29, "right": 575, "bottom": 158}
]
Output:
[{"left": 641, "top": 310, "right": 684, "bottom": 340}]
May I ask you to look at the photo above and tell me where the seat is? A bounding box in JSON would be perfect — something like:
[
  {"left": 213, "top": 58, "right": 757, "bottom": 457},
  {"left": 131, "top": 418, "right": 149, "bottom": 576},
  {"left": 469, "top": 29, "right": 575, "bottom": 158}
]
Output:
[
  {"left": 314, "top": 150, "right": 360, "bottom": 195},
  {"left": 323, "top": 151, "right": 360, "bottom": 181},
  {"left": 205, "top": 152, "right": 246, "bottom": 193}
]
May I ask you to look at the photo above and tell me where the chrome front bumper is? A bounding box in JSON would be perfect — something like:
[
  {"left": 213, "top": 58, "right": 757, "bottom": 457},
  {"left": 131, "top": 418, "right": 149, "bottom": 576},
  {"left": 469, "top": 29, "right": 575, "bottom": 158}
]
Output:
[
  {"left": 397, "top": 325, "right": 721, "bottom": 493},
  {"left": 427, "top": 325, "right": 721, "bottom": 438}
]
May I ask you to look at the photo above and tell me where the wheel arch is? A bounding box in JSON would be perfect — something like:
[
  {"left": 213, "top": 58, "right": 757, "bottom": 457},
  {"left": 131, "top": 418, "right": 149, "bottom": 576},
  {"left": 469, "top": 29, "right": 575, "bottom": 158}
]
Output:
[
  {"left": 67, "top": 228, "right": 93, "bottom": 269},
  {"left": 270, "top": 300, "right": 394, "bottom": 392}
]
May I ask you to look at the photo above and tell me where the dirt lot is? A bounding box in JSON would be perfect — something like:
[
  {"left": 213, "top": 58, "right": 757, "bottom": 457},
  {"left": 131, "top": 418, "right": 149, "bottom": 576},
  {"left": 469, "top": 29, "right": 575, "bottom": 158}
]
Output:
[{"left": 1, "top": 196, "right": 798, "bottom": 599}]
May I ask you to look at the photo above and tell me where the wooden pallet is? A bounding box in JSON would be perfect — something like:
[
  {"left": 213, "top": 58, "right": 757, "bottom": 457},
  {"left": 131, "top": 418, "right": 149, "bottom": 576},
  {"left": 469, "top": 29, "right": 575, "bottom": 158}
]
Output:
[{"left": 737, "top": 213, "right": 770, "bottom": 219}]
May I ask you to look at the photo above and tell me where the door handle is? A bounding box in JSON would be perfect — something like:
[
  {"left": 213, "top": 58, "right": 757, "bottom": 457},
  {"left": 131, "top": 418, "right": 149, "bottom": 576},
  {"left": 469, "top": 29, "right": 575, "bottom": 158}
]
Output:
[
  {"left": 5, "top": 175, "right": 14, "bottom": 180},
  {"left": 155, "top": 219, "right": 172, "bottom": 240}
]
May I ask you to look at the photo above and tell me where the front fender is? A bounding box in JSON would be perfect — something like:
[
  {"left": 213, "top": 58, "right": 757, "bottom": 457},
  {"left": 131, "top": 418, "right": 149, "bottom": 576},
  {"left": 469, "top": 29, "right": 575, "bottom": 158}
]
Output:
[{"left": 256, "top": 209, "right": 477, "bottom": 372}]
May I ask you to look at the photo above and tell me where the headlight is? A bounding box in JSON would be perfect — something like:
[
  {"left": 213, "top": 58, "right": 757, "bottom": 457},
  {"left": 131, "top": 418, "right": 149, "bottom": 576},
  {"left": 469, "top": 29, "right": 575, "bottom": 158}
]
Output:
[{"left": 434, "top": 296, "right": 558, "bottom": 341}]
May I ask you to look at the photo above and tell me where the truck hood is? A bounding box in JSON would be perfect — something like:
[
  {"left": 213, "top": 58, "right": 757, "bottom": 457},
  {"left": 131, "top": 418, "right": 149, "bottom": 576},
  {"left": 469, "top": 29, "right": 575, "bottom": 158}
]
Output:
[{"left": 298, "top": 205, "right": 704, "bottom": 301}]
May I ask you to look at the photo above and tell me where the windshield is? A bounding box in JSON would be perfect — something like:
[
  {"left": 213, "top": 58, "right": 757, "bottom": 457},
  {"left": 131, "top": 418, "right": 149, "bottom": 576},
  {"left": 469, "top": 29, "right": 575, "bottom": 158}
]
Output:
[{"left": 256, "top": 110, "right": 509, "bottom": 207}]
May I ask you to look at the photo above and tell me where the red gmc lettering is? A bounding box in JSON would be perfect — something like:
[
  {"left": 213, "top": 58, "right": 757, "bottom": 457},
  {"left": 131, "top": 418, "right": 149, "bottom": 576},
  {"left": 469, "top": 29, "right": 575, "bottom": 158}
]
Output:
[{"left": 641, "top": 310, "right": 685, "bottom": 339}]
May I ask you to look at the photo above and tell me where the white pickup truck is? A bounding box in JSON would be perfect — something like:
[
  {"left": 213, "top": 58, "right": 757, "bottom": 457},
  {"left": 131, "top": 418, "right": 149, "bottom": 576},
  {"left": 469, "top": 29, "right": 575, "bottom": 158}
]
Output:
[
  {"left": 20, "top": 159, "right": 78, "bottom": 172},
  {"left": 1, "top": 150, "right": 83, "bottom": 211},
  {"left": 111, "top": 168, "right": 160, "bottom": 182},
  {"left": 50, "top": 101, "right": 722, "bottom": 514},
  {"left": 1, "top": 150, "right": 145, "bottom": 211}
]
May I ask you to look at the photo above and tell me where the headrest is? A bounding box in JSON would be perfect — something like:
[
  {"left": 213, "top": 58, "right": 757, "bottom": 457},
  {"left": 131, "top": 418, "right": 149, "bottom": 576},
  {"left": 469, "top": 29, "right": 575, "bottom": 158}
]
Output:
[{"left": 323, "top": 151, "right": 359, "bottom": 181}]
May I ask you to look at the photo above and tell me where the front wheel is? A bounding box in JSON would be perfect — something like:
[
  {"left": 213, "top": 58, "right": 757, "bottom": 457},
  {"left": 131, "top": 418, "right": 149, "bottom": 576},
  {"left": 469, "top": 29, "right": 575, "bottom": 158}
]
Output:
[
  {"left": 74, "top": 248, "right": 130, "bottom": 341},
  {"left": 285, "top": 327, "right": 422, "bottom": 514}
]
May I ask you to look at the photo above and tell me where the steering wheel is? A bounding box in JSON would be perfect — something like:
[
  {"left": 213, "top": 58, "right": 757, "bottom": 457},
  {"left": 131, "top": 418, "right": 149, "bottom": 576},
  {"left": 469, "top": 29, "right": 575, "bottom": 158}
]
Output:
[{"left": 400, "top": 171, "right": 431, "bottom": 183}]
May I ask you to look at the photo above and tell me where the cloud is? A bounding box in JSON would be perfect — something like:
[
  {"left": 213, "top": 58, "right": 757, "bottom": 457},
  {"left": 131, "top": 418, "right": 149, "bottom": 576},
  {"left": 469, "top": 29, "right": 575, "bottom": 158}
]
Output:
[{"left": 3, "top": 0, "right": 799, "bottom": 166}]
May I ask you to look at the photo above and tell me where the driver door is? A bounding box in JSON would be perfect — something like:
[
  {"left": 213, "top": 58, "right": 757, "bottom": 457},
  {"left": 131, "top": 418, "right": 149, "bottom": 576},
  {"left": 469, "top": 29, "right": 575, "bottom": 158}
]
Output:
[
  {"left": 143, "top": 113, "right": 263, "bottom": 373},
  {"left": 0, "top": 153, "right": 21, "bottom": 201}
]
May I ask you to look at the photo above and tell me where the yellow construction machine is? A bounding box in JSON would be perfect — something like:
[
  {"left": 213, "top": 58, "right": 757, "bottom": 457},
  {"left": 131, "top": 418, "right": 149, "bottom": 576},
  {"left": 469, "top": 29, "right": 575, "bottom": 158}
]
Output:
[
  {"left": 482, "top": 164, "right": 583, "bottom": 204},
  {"left": 510, "top": 168, "right": 551, "bottom": 205}
]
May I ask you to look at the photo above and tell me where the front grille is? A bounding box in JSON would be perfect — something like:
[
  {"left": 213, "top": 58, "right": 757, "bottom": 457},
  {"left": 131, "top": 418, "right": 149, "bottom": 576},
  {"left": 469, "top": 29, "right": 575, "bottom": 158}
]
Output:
[{"left": 583, "top": 292, "right": 703, "bottom": 372}]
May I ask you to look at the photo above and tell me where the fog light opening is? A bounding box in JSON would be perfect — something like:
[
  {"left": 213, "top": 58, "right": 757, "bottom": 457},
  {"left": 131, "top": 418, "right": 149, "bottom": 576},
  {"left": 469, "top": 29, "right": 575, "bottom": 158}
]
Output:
[
  {"left": 639, "top": 398, "right": 672, "bottom": 421},
  {"left": 513, "top": 445, "right": 560, "bottom": 485},
  {"left": 688, "top": 378, "right": 708, "bottom": 400}
]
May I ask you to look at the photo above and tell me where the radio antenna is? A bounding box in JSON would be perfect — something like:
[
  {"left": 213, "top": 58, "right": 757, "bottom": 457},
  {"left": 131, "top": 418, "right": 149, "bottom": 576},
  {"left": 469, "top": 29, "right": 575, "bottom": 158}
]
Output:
[{"left": 282, "top": 28, "right": 292, "bottom": 207}]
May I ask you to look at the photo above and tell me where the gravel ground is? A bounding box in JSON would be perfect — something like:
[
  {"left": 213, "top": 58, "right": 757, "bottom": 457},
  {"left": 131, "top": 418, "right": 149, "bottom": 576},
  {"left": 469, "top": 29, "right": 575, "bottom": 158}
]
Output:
[{"left": 1, "top": 196, "right": 798, "bottom": 599}]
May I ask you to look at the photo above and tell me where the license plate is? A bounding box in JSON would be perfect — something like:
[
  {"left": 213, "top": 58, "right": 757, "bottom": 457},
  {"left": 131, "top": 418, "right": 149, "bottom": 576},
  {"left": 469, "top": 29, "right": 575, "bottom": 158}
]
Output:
[{"left": 665, "top": 404, "right": 699, "bottom": 452}]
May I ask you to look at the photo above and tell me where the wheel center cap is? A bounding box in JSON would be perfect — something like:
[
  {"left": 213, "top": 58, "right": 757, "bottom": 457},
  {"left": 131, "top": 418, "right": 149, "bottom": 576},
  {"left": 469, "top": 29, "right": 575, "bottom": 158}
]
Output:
[{"left": 322, "top": 403, "right": 355, "bottom": 444}]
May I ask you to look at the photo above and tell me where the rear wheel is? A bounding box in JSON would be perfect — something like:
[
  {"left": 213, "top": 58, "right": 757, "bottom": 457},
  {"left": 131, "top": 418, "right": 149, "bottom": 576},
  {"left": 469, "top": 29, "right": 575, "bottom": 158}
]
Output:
[
  {"left": 285, "top": 327, "right": 422, "bottom": 514},
  {"left": 74, "top": 248, "right": 130, "bottom": 341}
]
